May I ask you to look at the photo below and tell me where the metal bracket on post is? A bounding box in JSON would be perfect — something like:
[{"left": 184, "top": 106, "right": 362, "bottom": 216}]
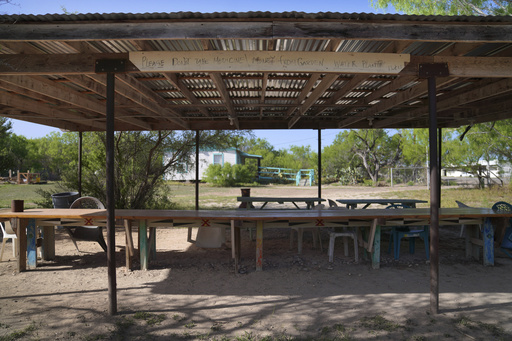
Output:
[
  {"left": 418, "top": 63, "right": 449, "bottom": 78},
  {"left": 95, "top": 59, "right": 127, "bottom": 73}
]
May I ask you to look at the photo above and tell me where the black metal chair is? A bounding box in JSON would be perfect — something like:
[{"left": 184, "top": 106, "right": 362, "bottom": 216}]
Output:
[
  {"left": 491, "top": 201, "right": 512, "bottom": 259},
  {"left": 66, "top": 196, "right": 107, "bottom": 252}
]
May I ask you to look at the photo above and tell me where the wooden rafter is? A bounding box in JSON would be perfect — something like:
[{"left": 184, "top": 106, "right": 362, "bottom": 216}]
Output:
[
  {"left": 209, "top": 72, "right": 239, "bottom": 129},
  {"left": 163, "top": 72, "right": 211, "bottom": 117},
  {"left": 288, "top": 74, "right": 340, "bottom": 128}
]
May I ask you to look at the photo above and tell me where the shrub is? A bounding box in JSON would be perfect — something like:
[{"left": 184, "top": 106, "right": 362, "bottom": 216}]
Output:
[{"left": 204, "top": 162, "right": 254, "bottom": 186}]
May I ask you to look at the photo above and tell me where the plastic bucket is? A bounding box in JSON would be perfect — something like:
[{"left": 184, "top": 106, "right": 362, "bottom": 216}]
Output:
[{"left": 51, "top": 192, "right": 80, "bottom": 208}]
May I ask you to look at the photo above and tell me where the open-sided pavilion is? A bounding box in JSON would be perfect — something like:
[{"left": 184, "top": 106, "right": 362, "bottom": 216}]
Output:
[{"left": 1, "top": 11, "right": 511, "bottom": 315}]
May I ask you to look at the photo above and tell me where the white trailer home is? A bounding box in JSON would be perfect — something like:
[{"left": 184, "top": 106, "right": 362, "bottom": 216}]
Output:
[{"left": 164, "top": 148, "right": 262, "bottom": 181}]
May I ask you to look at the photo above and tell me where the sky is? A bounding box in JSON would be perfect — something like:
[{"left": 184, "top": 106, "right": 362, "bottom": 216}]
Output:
[{"left": 3, "top": 0, "right": 395, "bottom": 149}]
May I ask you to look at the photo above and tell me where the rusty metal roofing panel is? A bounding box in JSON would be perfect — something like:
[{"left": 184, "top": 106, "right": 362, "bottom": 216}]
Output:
[{"left": 2, "top": 11, "right": 512, "bottom": 23}]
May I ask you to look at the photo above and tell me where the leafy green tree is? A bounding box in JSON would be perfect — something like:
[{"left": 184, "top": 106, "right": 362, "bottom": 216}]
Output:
[
  {"left": 348, "top": 129, "right": 402, "bottom": 184},
  {"left": 0, "top": 118, "right": 15, "bottom": 175},
  {"left": 471, "top": 119, "right": 512, "bottom": 162},
  {"left": 243, "top": 137, "right": 279, "bottom": 167},
  {"left": 57, "top": 130, "right": 248, "bottom": 209},
  {"left": 371, "top": 0, "right": 512, "bottom": 15},
  {"left": 27, "top": 132, "right": 79, "bottom": 180},
  {"left": 322, "top": 131, "right": 359, "bottom": 183},
  {"left": 275, "top": 145, "right": 317, "bottom": 171},
  {"left": 444, "top": 119, "right": 512, "bottom": 187},
  {"left": 8, "top": 134, "right": 29, "bottom": 172},
  {"left": 401, "top": 129, "right": 429, "bottom": 167}
]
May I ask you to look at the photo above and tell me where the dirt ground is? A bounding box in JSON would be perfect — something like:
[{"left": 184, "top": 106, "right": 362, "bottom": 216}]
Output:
[{"left": 1, "top": 185, "right": 512, "bottom": 340}]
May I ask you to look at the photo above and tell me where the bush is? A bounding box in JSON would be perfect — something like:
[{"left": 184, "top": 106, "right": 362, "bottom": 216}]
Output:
[{"left": 204, "top": 162, "right": 254, "bottom": 186}]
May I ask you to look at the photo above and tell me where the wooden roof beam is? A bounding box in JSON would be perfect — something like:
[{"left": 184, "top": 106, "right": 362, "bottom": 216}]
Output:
[
  {"left": 284, "top": 73, "right": 321, "bottom": 118},
  {"left": 210, "top": 72, "right": 239, "bottom": 129},
  {"left": 310, "top": 74, "right": 369, "bottom": 117},
  {"left": 0, "top": 75, "right": 152, "bottom": 130},
  {"left": 3, "top": 21, "right": 512, "bottom": 43},
  {"left": 64, "top": 75, "right": 153, "bottom": 130},
  {"left": 288, "top": 73, "right": 340, "bottom": 128},
  {"left": 93, "top": 73, "right": 189, "bottom": 129},
  {"left": 163, "top": 72, "right": 211, "bottom": 117},
  {"left": 340, "top": 76, "right": 457, "bottom": 128},
  {"left": 0, "top": 90, "right": 105, "bottom": 130},
  {"left": 374, "top": 77, "right": 512, "bottom": 128}
]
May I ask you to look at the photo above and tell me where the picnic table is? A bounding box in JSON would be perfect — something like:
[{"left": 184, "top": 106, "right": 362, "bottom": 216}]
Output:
[
  {"left": 1, "top": 207, "right": 509, "bottom": 273},
  {"left": 237, "top": 197, "right": 324, "bottom": 210},
  {"left": 336, "top": 198, "right": 428, "bottom": 209}
]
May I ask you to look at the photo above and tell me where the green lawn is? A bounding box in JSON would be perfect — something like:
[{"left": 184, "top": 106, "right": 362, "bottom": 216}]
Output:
[
  {"left": 0, "top": 182, "right": 60, "bottom": 209},
  {"left": 379, "top": 185, "right": 512, "bottom": 208},
  {"left": 0, "top": 181, "right": 510, "bottom": 210}
]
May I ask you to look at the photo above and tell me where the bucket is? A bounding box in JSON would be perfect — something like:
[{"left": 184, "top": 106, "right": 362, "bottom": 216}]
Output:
[{"left": 51, "top": 192, "right": 80, "bottom": 208}]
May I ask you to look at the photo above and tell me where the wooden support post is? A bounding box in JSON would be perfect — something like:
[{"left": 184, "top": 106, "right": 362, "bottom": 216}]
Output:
[
  {"left": 256, "top": 221, "right": 263, "bottom": 271},
  {"left": 16, "top": 218, "right": 27, "bottom": 272},
  {"left": 78, "top": 132, "right": 83, "bottom": 197},
  {"left": 26, "top": 218, "right": 37, "bottom": 269},
  {"left": 139, "top": 220, "right": 148, "bottom": 270},
  {"left": 482, "top": 218, "right": 494, "bottom": 266},
  {"left": 124, "top": 219, "right": 134, "bottom": 271},
  {"left": 149, "top": 227, "right": 157, "bottom": 261},
  {"left": 42, "top": 226, "right": 55, "bottom": 260},
  {"left": 372, "top": 224, "right": 381, "bottom": 270},
  {"left": 317, "top": 128, "right": 322, "bottom": 203},
  {"left": 420, "top": 62, "right": 448, "bottom": 315}
]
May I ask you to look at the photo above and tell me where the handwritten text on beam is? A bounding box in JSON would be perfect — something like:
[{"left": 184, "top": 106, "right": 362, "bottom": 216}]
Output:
[{"left": 130, "top": 51, "right": 410, "bottom": 74}]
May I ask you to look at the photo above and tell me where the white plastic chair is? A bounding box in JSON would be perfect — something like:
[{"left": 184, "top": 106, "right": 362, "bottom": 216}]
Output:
[
  {"left": 290, "top": 204, "right": 324, "bottom": 254},
  {"left": 1, "top": 221, "right": 17, "bottom": 261},
  {"left": 326, "top": 205, "right": 358, "bottom": 263}
]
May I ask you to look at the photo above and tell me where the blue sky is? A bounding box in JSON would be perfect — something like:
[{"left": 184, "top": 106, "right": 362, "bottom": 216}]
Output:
[{"left": 4, "top": 0, "right": 395, "bottom": 149}]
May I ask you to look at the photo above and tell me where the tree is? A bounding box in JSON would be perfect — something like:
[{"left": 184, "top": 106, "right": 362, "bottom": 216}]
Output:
[
  {"left": 322, "top": 131, "right": 360, "bottom": 183},
  {"left": 444, "top": 119, "right": 512, "bottom": 187},
  {"left": 401, "top": 129, "right": 429, "bottom": 168},
  {"left": 58, "top": 130, "right": 249, "bottom": 209},
  {"left": 371, "top": 0, "right": 512, "bottom": 16},
  {"left": 348, "top": 129, "right": 402, "bottom": 184},
  {"left": 0, "top": 118, "right": 15, "bottom": 175}
]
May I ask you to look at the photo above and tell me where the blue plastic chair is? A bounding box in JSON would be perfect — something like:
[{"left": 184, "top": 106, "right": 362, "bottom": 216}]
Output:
[
  {"left": 386, "top": 204, "right": 430, "bottom": 260},
  {"left": 491, "top": 201, "right": 512, "bottom": 259}
]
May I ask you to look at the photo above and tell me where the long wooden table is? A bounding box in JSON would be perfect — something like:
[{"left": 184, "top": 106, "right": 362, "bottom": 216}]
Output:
[
  {"left": 336, "top": 198, "right": 428, "bottom": 209},
  {"left": 237, "top": 197, "right": 324, "bottom": 209},
  {"left": 1, "top": 207, "right": 509, "bottom": 272}
]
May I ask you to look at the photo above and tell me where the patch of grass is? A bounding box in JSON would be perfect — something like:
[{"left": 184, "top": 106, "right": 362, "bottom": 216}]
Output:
[
  {"left": 0, "top": 182, "right": 60, "bottom": 208},
  {"left": 185, "top": 321, "right": 196, "bottom": 329},
  {"left": 235, "top": 331, "right": 257, "bottom": 341},
  {"left": 359, "top": 314, "right": 402, "bottom": 333},
  {"left": 0, "top": 322, "right": 37, "bottom": 341},
  {"left": 133, "top": 311, "right": 165, "bottom": 326},
  {"left": 454, "top": 315, "right": 474, "bottom": 329},
  {"left": 379, "top": 184, "right": 512, "bottom": 208},
  {"left": 211, "top": 322, "right": 224, "bottom": 331},
  {"left": 477, "top": 321, "right": 507, "bottom": 338},
  {"left": 410, "top": 336, "right": 427, "bottom": 341},
  {"left": 173, "top": 314, "right": 186, "bottom": 322}
]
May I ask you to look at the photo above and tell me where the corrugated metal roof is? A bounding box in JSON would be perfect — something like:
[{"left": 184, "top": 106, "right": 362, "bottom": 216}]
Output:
[
  {"left": 1, "top": 11, "right": 512, "bottom": 23},
  {"left": 0, "top": 11, "right": 511, "bottom": 132}
]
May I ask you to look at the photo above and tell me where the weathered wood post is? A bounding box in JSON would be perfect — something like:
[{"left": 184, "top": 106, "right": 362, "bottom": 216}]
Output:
[{"left": 419, "top": 63, "right": 449, "bottom": 315}]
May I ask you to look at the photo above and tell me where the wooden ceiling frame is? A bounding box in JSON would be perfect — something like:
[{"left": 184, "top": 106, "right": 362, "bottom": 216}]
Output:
[{"left": 0, "top": 13, "right": 510, "bottom": 132}]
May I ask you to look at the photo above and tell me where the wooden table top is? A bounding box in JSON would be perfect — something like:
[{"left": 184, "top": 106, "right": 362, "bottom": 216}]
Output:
[
  {"left": 0, "top": 207, "right": 509, "bottom": 221},
  {"left": 237, "top": 197, "right": 324, "bottom": 202},
  {"left": 336, "top": 199, "right": 428, "bottom": 205}
]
